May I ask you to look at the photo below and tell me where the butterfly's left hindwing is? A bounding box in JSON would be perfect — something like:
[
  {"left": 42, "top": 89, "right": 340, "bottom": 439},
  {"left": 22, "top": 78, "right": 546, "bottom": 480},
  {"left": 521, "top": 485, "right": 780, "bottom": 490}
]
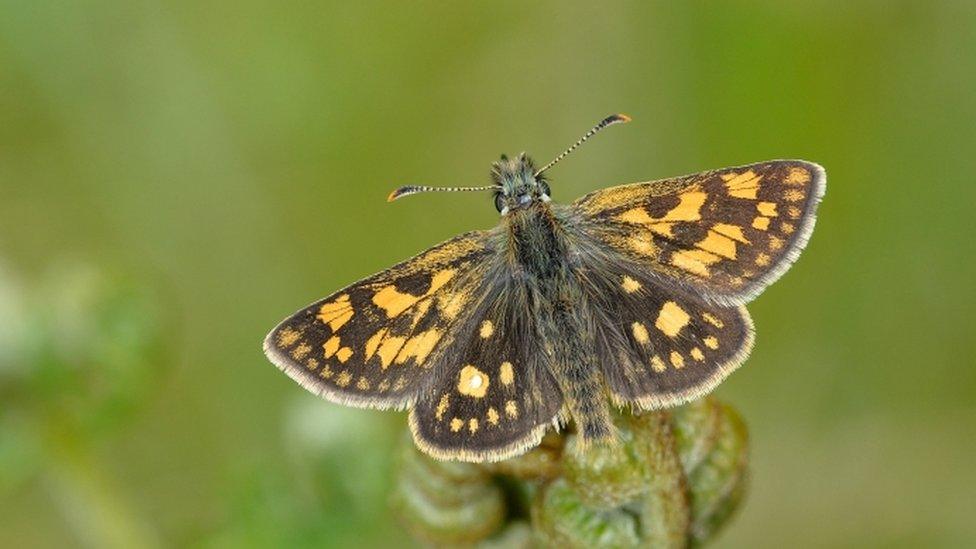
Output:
[
  {"left": 408, "top": 279, "right": 564, "bottom": 462},
  {"left": 263, "top": 232, "right": 494, "bottom": 410}
]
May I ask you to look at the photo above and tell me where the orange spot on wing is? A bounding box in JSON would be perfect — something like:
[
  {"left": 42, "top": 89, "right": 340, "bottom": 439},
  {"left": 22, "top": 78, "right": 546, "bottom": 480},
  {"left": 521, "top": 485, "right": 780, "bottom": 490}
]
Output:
[
  {"left": 438, "top": 291, "right": 466, "bottom": 320},
  {"left": 632, "top": 322, "right": 650, "bottom": 344},
  {"left": 663, "top": 191, "right": 708, "bottom": 222},
  {"left": 697, "top": 231, "right": 738, "bottom": 259},
  {"left": 650, "top": 222, "right": 675, "bottom": 237},
  {"left": 505, "top": 400, "right": 518, "bottom": 418},
  {"left": 290, "top": 342, "right": 311, "bottom": 360},
  {"left": 671, "top": 249, "right": 721, "bottom": 276},
  {"left": 395, "top": 329, "right": 442, "bottom": 365},
  {"left": 757, "top": 202, "right": 778, "bottom": 217},
  {"left": 479, "top": 320, "right": 494, "bottom": 339},
  {"left": 621, "top": 276, "right": 641, "bottom": 293},
  {"left": 277, "top": 327, "right": 301, "bottom": 347},
  {"left": 372, "top": 286, "right": 420, "bottom": 318},
  {"left": 615, "top": 192, "right": 707, "bottom": 227},
  {"left": 628, "top": 235, "right": 656, "bottom": 256},
  {"left": 712, "top": 223, "right": 749, "bottom": 243},
  {"left": 702, "top": 313, "right": 724, "bottom": 328},
  {"left": 784, "top": 189, "right": 805, "bottom": 202},
  {"left": 785, "top": 166, "right": 811, "bottom": 184},
  {"left": 616, "top": 207, "right": 653, "bottom": 225},
  {"left": 500, "top": 361, "right": 514, "bottom": 385},
  {"left": 323, "top": 336, "right": 341, "bottom": 358},
  {"left": 372, "top": 269, "right": 457, "bottom": 319},
  {"left": 457, "top": 365, "right": 489, "bottom": 398},
  {"left": 376, "top": 336, "right": 406, "bottom": 368},
  {"left": 724, "top": 170, "right": 762, "bottom": 199},
  {"left": 317, "top": 295, "right": 354, "bottom": 330},
  {"left": 655, "top": 302, "right": 690, "bottom": 338},
  {"left": 336, "top": 347, "right": 353, "bottom": 363},
  {"left": 365, "top": 328, "right": 387, "bottom": 360},
  {"left": 435, "top": 393, "right": 450, "bottom": 421}
]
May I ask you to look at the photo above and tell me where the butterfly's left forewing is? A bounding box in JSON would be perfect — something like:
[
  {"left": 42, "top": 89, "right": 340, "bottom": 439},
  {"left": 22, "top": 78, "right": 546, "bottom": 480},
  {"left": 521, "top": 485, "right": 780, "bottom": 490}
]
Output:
[{"left": 263, "top": 232, "right": 494, "bottom": 410}]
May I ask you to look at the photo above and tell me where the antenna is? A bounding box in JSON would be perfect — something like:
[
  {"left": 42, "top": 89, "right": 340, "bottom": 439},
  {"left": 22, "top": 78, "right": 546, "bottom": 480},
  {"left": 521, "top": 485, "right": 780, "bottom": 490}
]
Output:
[
  {"left": 534, "top": 113, "right": 631, "bottom": 176},
  {"left": 387, "top": 184, "right": 499, "bottom": 202}
]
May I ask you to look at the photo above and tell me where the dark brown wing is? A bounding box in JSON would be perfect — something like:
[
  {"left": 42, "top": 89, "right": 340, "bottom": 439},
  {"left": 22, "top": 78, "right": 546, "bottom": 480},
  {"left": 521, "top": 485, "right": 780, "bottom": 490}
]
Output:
[
  {"left": 573, "top": 160, "right": 825, "bottom": 306},
  {"left": 265, "top": 231, "right": 565, "bottom": 462},
  {"left": 408, "top": 275, "right": 564, "bottom": 462},
  {"left": 263, "top": 232, "right": 493, "bottom": 410},
  {"left": 579, "top": 261, "right": 754, "bottom": 410}
]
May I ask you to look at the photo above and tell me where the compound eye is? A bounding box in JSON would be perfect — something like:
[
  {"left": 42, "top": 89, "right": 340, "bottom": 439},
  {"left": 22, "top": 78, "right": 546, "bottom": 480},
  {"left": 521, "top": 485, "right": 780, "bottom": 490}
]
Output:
[
  {"left": 494, "top": 192, "right": 506, "bottom": 213},
  {"left": 539, "top": 180, "right": 551, "bottom": 197}
]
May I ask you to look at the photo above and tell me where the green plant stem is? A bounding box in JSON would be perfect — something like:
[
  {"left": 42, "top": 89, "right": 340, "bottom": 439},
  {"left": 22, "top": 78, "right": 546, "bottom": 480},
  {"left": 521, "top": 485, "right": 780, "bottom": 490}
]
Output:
[{"left": 640, "top": 411, "right": 691, "bottom": 549}]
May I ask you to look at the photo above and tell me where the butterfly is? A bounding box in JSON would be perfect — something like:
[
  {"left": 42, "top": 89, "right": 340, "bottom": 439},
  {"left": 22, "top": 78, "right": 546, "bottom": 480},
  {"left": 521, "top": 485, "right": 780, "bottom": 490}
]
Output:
[{"left": 264, "top": 114, "right": 825, "bottom": 463}]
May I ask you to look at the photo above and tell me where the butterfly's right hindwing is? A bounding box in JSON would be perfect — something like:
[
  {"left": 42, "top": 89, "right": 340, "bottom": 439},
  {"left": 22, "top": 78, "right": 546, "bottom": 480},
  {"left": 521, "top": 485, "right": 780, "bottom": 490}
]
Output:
[
  {"left": 580, "top": 261, "right": 755, "bottom": 410},
  {"left": 263, "top": 232, "right": 494, "bottom": 410}
]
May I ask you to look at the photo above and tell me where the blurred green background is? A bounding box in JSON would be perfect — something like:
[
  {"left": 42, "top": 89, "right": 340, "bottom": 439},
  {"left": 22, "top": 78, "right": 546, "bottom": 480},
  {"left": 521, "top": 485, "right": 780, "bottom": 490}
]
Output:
[{"left": 2, "top": 1, "right": 975, "bottom": 547}]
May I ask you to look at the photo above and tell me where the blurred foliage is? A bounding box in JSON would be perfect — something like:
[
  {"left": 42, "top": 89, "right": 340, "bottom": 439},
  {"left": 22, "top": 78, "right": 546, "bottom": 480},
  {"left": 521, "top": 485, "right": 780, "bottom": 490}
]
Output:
[
  {"left": 7, "top": 264, "right": 166, "bottom": 434},
  {"left": 392, "top": 398, "right": 747, "bottom": 548},
  {"left": 0, "top": 262, "right": 167, "bottom": 547},
  {"left": 200, "top": 400, "right": 404, "bottom": 548},
  {"left": 2, "top": 1, "right": 976, "bottom": 547}
]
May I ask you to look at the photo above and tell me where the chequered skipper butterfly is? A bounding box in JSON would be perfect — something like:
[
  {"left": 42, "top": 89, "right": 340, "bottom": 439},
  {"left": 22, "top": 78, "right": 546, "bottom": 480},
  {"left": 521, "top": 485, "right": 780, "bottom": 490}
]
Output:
[{"left": 264, "top": 115, "right": 825, "bottom": 462}]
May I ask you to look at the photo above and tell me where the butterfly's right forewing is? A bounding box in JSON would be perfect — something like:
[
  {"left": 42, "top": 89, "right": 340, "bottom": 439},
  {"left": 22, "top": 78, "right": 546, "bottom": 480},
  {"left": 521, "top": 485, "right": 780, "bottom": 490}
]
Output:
[
  {"left": 568, "top": 160, "right": 824, "bottom": 411},
  {"left": 574, "top": 160, "right": 825, "bottom": 305}
]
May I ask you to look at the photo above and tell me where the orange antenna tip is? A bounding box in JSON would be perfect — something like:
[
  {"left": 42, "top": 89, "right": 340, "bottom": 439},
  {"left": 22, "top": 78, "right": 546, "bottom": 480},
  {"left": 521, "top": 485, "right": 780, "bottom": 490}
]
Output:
[{"left": 535, "top": 113, "right": 632, "bottom": 176}]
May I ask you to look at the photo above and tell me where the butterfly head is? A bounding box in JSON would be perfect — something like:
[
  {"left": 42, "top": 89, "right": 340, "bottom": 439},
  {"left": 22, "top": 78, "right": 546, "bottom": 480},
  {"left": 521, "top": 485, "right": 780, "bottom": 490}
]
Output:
[
  {"left": 490, "top": 153, "right": 551, "bottom": 215},
  {"left": 386, "top": 114, "right": 630, "bottom": 209}
]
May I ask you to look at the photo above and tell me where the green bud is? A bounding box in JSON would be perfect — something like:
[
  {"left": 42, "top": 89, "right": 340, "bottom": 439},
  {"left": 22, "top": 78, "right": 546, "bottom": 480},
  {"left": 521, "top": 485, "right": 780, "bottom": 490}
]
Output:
[
  {"left": 391, "top": 438, "right": 506, "bottom": 546},
  {"left": 392, "top": 397, "right": 749, "bottom": 547}
]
